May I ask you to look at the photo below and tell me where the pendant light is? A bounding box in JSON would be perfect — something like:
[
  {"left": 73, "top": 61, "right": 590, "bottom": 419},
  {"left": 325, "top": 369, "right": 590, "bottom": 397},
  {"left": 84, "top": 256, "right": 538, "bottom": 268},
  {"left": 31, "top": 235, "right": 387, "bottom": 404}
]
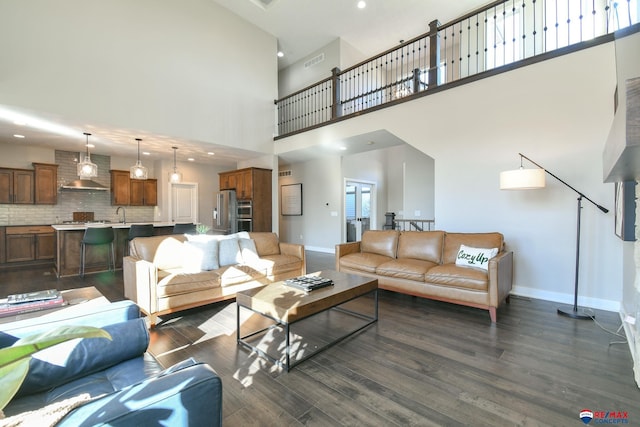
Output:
[
  {"left": 169, "top": 146, "right": 182, "bottom": 183},
  {"left": 130, "top": 138, "right": 148, "bottom": 179},
  {"left": 77, "top": 132, "right": 98, "bottom": 178}
]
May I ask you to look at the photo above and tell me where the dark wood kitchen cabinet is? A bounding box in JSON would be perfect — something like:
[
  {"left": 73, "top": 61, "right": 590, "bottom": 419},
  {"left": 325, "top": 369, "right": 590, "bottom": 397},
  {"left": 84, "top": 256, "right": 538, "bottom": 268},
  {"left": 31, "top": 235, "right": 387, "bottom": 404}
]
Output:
[
  {"left": 110, "top": 170, "right": 130, "bottom": 205},
  {"left": 0, "top": 168, "right": 34, "bottom": 204},
  {"left": 130, "top": 178, "right": 157, "bottom": 206},
  {"left": 111, "top": 170, "right": 157, "bottom": 206},
  {"left": 219, "top": 167, "right": 272, "bottom": 231},
  {"left": 33, "top": 163, "right": 58, "bottom": 204},
  {"left": 4, "top": 225, "right": 54, "bottom": 263}
]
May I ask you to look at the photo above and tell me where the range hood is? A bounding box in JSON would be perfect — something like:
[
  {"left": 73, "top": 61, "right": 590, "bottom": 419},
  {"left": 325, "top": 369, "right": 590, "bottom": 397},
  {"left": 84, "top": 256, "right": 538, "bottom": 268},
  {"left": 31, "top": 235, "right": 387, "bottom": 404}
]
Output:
[{"left": 60, "top": 179, "right": 109, "bottom": 191}]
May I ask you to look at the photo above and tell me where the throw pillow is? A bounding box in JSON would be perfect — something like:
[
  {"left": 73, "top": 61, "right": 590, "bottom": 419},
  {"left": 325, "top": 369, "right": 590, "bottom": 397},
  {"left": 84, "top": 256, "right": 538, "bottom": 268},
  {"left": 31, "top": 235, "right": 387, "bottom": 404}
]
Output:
[
  {"left": 239, "top": 238, "right": 260, "bottom": 263},
  {"left": 182, "top": 234, "right": 220, "bottom": 273},
  {"left": 218, "top": 238, "right": 243, "bottom": 267},
  {"left": 455, "top": 244, "right": 498, "bottom": 271}
]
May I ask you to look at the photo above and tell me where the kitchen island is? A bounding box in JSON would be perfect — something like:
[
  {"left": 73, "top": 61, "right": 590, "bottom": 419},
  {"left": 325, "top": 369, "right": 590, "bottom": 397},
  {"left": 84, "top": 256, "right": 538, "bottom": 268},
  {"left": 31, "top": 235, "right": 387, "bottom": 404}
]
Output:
[{"left": 52, "top": 222, "right": 175, "bottom": 278}]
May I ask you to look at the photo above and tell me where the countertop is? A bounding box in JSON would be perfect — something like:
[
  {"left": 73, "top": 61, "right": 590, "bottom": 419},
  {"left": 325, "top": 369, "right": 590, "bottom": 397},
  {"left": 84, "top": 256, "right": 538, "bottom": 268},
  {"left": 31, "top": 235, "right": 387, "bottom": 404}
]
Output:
[{"left": 51, "top": 222, "right": 176, "bottom": 231}]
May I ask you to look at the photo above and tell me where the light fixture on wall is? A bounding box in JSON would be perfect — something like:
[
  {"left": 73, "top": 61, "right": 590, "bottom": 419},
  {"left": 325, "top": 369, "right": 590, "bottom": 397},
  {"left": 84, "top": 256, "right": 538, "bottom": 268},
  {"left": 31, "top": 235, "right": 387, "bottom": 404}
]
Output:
[
  {"left": 77, "top": 132, "right": 98, "bottom": 178},
  {"left": 500, "top": 153, "right": 609, "bottom": 320},
  {"left": 169, "top": 146, "right": 182, "bottom": 183},
  {"left": 130, "top": 138, "right": 148, "bottom": 180}
]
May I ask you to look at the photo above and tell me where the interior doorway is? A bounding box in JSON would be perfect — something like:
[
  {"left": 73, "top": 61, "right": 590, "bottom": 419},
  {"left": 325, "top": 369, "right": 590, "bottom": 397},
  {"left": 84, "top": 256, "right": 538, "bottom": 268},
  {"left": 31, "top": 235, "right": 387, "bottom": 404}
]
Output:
[
  {"left": 169, "top": 182, "right": 198, "bottom": 224},
  {"left": 345, "top": 179, "right": 376, "bottom": 242}
]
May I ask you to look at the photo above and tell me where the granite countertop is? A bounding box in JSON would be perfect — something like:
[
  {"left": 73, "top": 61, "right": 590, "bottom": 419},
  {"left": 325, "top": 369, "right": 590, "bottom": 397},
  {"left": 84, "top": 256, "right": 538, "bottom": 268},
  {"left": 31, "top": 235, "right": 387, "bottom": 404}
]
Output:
[{"left": 51, "top": 221, "right": 176, "bottom": 231}]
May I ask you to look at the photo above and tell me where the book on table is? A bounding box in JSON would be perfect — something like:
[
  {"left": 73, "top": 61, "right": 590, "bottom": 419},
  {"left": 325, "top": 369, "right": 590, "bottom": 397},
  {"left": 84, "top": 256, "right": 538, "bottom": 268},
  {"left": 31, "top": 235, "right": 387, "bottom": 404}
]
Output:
[
  {"left": 0, "top": 289, "right": 65, "bottom": 317},
  {"left": 284, "top": 276, "right": 334, "bottom": 292}
]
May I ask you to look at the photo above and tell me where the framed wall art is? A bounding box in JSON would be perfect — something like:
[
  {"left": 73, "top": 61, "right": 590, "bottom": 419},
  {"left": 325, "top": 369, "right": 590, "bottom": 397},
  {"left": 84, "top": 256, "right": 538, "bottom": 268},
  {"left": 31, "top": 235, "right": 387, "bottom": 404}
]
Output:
[{"left": 281, "top": 183, "right": 303, "bottom": 216}]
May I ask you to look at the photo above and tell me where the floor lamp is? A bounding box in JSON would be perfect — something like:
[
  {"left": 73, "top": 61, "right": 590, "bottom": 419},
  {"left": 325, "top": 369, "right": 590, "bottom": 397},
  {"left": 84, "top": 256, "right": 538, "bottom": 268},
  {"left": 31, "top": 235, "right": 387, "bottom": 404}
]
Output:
[{"left": 500, "top": 153, "right": 609, "bottom": 320}]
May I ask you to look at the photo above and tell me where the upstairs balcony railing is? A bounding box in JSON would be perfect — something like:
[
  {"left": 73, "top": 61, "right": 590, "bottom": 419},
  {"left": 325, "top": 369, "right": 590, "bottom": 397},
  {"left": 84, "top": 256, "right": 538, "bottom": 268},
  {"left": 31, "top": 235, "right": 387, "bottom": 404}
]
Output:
[{"left": 275, "top": 0, "right": 639, "bottom": 138}]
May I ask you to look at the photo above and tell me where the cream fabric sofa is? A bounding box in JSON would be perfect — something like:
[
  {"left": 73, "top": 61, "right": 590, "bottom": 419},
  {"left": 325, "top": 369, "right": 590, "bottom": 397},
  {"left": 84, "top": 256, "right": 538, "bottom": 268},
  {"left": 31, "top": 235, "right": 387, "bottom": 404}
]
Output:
[
  {"left": 124, "top": 232, "right": 305, "bottom": 326},
  {"left": 336, "top": 230, "right": 513, "bottom": 322}
]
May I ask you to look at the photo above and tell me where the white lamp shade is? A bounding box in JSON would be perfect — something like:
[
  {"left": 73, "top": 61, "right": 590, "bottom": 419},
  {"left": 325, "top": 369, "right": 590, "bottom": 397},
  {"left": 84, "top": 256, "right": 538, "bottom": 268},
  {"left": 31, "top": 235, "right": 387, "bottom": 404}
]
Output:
[{"left": 500, "top": 168, "right": 546, "bottom": 190}]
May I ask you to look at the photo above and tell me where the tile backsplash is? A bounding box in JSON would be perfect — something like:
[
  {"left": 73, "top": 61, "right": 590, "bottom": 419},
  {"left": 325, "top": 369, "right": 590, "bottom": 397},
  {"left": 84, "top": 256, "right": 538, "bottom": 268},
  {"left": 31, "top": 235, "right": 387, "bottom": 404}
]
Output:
[{"left": 0, "top": 150, "right": 155, "bottom": 226}]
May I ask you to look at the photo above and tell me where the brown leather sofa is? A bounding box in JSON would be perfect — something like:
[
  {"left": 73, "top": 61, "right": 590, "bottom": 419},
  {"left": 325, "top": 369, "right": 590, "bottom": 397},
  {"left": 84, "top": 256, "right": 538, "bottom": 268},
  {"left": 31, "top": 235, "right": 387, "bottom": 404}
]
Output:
[
  {"left": 335, "top": 230, "right": 513, "bottom": 322},
  {"left": 124, "top": 232, "right": 305, "bottom": 326}
]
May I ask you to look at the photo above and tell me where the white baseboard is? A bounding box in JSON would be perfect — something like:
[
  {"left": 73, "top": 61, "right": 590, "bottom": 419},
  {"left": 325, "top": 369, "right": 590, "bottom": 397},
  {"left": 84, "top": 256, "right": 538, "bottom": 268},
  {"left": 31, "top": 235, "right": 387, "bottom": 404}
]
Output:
[
  {"left": 511, "top": 285, "right": 620, "bottom": 312},
  {"left": 305, "top": 246, "right": 335, "bottom": 254}
]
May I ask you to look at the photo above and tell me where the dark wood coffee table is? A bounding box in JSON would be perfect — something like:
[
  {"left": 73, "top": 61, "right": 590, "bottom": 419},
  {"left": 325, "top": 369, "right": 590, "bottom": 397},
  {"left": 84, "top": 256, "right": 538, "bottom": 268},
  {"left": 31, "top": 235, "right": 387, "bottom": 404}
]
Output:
[{"left": 236, "top": 270, "right": 378, "bottom": 371}]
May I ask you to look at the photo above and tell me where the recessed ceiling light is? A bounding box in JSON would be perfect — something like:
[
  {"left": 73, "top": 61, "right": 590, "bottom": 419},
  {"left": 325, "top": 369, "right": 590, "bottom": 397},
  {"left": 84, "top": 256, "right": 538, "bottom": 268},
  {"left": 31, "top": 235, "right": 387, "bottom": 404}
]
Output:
[
  {"left": 339, "top": 146, "right": 347, "bottom": 151},
  {"left": 357, "top": 1, "right": 366, "bottom": 9},
  {"left": 142, "top": 151, "right": 150, "bottom": 156},
  {"left": 188, "top": 158, "right": 195, "bottom": 162},
  {"left": 13, "top": 134, "right": 25, "bottom": 138},
  {"left": 207, "top": 152, "right": 215, "bottom": 156},
  {"left": 85, "top": 143, "right": 95, "bottom": 148},
  {"left": 277, "top": 51, "right": 284, "bottom": 58}
]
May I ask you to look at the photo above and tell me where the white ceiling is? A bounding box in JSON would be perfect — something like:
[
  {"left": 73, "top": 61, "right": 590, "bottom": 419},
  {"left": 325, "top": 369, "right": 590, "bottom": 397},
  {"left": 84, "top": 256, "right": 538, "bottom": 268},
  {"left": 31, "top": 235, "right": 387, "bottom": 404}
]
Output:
[{"left": 2, "top": 0, "right": 489, "bottom": 165}]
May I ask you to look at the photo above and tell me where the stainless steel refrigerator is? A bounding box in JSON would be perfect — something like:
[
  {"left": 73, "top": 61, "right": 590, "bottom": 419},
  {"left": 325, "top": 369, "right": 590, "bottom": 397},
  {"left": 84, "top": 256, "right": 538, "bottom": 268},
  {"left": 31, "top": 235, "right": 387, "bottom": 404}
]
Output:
[{"left": 212, "top": 190, "right": 237, "bottom": 235}]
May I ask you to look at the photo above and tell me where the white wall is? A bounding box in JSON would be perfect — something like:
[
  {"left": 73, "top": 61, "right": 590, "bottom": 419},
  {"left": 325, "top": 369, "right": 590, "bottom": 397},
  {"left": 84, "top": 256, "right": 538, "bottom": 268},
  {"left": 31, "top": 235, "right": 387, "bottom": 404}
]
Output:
[
  {"left": 0, "top": 0, "right": 277, "bottom": 155},
  {"left": 276, "top": 41, "right": 622, "bottom": 312}
]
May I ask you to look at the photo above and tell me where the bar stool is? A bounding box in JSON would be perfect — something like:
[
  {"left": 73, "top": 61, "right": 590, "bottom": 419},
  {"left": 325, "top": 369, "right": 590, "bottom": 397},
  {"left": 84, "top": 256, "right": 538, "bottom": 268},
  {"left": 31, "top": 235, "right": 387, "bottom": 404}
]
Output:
[
  {"left": 80, "top": 226, "right": 115, "bottom": 278},
  {"left": 125, "top": 224, "right": 154, "bottom": 256},
  {"left": 173, "top": 223, "right": 196, "bottom": 234}
]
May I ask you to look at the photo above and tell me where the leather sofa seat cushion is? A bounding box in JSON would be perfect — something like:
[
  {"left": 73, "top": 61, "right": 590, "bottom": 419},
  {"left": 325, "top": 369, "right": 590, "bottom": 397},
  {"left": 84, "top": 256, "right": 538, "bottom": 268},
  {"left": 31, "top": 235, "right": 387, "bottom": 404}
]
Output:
[
  {"left": 218, "top": 264, "right": 263, "bottom": 287},
  {"left": 376, "top": 259, "right": 439, "bottom": 281},
  {"left": 425, "top": 264, "right": 489, "bottom": 291},
  {"left": 130, "top": 235, "right": 186, "bottom": 270},
  {"left": 340, "top": 253, "right": 393, "bottom": 274},
  {"left": 250, "top": 232, "right": 281, "bottom": 256},
  {"left": 397, "top": 231, "right": 444, "bottom": 263},
  {"left": 361, "top": 230, "right": 399, "bottom": 258},
  {"left": 251, "top": 254, "right": 303, "bottom": 275},
  {"left": 157, "top": 269, "right": 221, "bottom": 297},
  {"left": 6, "top": 353, "right": 163, "bottom": 417},
  {"left": 442, "top": 232, "right": 503, "bottom": 265}
]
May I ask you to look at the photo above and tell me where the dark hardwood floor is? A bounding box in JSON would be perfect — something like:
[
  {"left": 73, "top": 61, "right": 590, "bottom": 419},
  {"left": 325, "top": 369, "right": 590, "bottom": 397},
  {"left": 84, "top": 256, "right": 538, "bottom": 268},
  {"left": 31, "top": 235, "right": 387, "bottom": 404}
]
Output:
[{"left": 1, "top": 253, "right": 638, "bottom": 426}]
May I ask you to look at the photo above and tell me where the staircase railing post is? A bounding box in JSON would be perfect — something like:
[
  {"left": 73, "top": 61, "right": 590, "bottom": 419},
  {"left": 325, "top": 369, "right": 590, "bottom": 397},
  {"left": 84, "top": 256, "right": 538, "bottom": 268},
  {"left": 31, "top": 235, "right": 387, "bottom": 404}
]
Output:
[
  {"left": 331, "top": 67, "right": 341, "bottom": 119},
  {"left": 428, "top": 19, "right": 441, "bottom": 89}
]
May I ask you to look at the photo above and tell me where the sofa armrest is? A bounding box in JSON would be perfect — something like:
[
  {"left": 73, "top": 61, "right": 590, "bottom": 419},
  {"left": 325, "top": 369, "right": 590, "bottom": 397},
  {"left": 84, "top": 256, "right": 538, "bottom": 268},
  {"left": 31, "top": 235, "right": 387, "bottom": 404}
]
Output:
[
  {"left": 279, "top": 242, "right": 306, "bottom": 275},
  {"left": 335, "top": 241, "right": 361, "bottom": 271},
  {"left": 57, "top": 361, "right": 223, "bottom": 427},
  {"left": 488, "top": 251, "right": 513, "bottom": 307},
  {"left": 123, "top": 256, "right": 158, "bottom": 318}
]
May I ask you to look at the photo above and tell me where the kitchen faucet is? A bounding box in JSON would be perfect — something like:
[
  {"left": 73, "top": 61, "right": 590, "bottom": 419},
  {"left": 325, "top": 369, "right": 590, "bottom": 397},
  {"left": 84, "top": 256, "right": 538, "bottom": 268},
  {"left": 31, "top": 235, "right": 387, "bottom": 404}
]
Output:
[{"left": 116, "top": 206, "right": 126, "bottom": 224}]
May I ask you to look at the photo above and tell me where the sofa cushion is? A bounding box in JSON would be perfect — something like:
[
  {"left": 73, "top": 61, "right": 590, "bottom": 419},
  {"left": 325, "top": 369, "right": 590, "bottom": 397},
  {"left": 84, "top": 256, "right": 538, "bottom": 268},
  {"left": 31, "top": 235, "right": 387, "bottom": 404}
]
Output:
[
  {"left": 442, "top": 232, "right": 504, "bottom": 265},
  {"left": 455, "top": 244, "right": 498, "bottom": 271},
  {"left": 250, "top": 232, "right": 281, "bottom": 256},
  {"left": 397, "top": 231, "right": 444, "bottom": 263},
  {"left": 250, "top": 254, "right": 304, "bottom": 276},
  {"left": 218, "top": 265, "right": 263, "bottom": 287},
  {"left": 16, "top": 318, "right": 150, "bottom": 397},
  {"left": 339, "top": 252, "right": 393, "bottom": 274},
  {"left": 183, "top": 238, "right": 220, "bottom": 272},
  {"left": 361, "top": 230, "right": 400, "bottom": 258},
  {"left": 219, "top": 237, "right": 243, "bottom": 266},
  {"left": 376, "top": 258, "right": 439, "bottom": 281},
  {"left": 239, "top": 238, "right": 260, "bottom": 263},
  {"left": 130, "top": 235, "right": 186, "bottom": 270},
  {"left": 425, "top": 264, "right": 489, "bottom": 291},
  {"left": 157, "top": 269, "right": 221, "bottom": 296}
]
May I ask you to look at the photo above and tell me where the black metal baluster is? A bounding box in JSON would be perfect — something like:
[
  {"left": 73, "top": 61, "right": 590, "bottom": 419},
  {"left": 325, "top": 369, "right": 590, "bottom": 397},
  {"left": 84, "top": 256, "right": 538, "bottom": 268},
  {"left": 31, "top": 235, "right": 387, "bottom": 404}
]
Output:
[
  {"left": 521, "top": 0, "right": 526, "bottom": 59},
  {"left": 532, "top": 0, "right": 537, "bottom": 55},
  {"left": 567, "top": 0, "right": 571, "bottom": 46}
]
